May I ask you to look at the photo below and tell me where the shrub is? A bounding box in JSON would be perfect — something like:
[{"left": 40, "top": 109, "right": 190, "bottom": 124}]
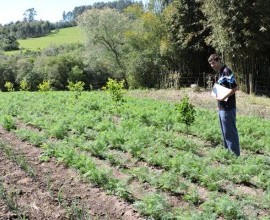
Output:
[
  {"left": 4, "top": 82, "right": 14, "bottom": 92},
  {"left": 20, "top": 79, "right": 30, "bottom": 91},
  {"left": 38, "top": 80, "right": 51, "bottom": 92},
  {"left": 67, "top": 81, "right": 85, "bottom": 99},
  {"left": 175, "top": 96, "right": 196, "bottom": 128},
  {"left": 103, "top": 78, "right": 126, "bottom": 106}
]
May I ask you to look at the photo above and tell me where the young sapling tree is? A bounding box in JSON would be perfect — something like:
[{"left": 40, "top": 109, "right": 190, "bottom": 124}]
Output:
[
  {"left": 103, "top": 78, "right": 126, "bottom": 111},
  {"left": 67, "top": 81, "right": 85, "bottom": 99},
  {"left": 175, "top": 96, "right": 196, "bottom": 132}
]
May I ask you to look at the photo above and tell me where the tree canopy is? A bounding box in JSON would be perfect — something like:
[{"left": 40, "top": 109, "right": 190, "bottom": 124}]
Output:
[{"left": 1, "top": 0, "right": 270, "bottom": 94}]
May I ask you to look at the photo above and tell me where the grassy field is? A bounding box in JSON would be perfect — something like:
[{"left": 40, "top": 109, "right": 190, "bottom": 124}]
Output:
[{"left": 6, "top": 26, "right": 83, "bottom": 55}]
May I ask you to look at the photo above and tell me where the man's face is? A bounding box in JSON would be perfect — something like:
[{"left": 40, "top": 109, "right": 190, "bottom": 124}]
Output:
[{"left": 208, "top": 58, "right": 221, "bottom": 71}]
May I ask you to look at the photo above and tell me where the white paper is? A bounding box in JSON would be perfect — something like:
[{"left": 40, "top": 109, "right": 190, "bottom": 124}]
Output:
[{"left": 211, "top": 83, "right": 232, "bottom": 101}]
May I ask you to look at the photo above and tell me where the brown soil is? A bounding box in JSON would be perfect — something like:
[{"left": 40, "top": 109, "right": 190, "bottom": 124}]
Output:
[
  {"left": 0, "top": 127, "right": 143, "bottom": 220},
  {"left": 0, "top": 149, "right": 68, "bottom": 219}
]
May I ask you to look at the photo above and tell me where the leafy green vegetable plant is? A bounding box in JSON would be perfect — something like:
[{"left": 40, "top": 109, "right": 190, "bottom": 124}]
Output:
[
  {"left": 0, "top": 143, "right": 36, "bottom": 178},
  {"left": 134, "top": 193, "right": 171, "bottom": 219},
  {"left": 202, "top": 194, "right": 245, "bottom": 219},
  {"left": 2, "top": 115, "right": 16, "bottom": 131},
  {"left": 0, "top": 180, "right": 26, "bottom": 218},
  {"left": 183, "top": 187, "right": 200, "bottom": 205}
]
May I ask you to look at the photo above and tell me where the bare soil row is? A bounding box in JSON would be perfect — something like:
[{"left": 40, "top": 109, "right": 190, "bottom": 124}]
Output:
[{"left": 0, "top": 126, "right": 142, "bottom": 220}]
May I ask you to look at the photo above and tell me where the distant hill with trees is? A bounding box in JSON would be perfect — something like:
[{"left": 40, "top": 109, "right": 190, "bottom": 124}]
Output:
[{"left": 0, "top": 0, "right": 140, "bottom": 51}]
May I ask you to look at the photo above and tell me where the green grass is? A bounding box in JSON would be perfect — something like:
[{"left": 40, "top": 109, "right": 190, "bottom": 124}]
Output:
[{"left": 6, "top": 26, "right": 83, "bottom": 55}]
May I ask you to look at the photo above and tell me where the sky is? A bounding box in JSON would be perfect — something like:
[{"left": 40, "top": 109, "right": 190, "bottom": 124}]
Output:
[{"left": 0, "top": 0, "right": 109, "bottom": 25}]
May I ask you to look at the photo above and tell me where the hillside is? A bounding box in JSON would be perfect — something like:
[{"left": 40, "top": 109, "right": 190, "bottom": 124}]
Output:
[{"left": 6, "top": 26, "right": 83, "bottom": 55}]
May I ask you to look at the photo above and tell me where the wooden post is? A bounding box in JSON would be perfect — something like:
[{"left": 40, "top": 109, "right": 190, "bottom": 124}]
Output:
[
  {"left": 249, "top": 73, "right": 253, "bottom": 94},
  {"left": 266, "top": 66, "right": 270, "bottom": 92}
]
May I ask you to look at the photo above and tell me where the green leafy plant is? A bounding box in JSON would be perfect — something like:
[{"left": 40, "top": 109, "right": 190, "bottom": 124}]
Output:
[
  {"left": 0, "top": 178, "right": 28, "bottom": 219},
  {"left": 183, "top": 187, "right": 200, "bottom": 205},
  {"left": 49, "top": 123, "right": 69, "bottom": 139},
  {"left": 158, "top": 171, "right": 189, "bottom": 194},
  {"left": 14, "top": 129, "right": 47, "bottom": 147},
  {"left": 38, "top": 80, "right": 51, "bottom": 91},
  {"left": 103, "top": 78, "right": 126, "bottom": 106},
  {"left": 130, "top": 166, "right": 153, "bottom": 183},
  {"left": 4, "top": 82, "right": 14, "bottom": 92},
  {"left": 57, "top": 186, "right": 64, "bottom": 206},
  {"left": 202, "top": 194, "right": 245, "bottom": 219},
  {"left": 134, "top": 193, "right": 171, "bottom": 219},
  {"left": 2, "top": 115, "right": 16, "bottom": 131},
  {"left": 67, "top": 81, "right": 85, "bottom": 99},
  {"left": 0, "top": 182, "right": 19, "bottom": 214},
  {"left": 20, "top": 79, "right": 30, "bottom": 91},
  {"left": 175, "top": 96, "right": 196, "bottom": 129}
]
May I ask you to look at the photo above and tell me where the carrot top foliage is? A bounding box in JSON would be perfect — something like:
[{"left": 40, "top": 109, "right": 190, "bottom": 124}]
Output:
[{"left": 0, "top": 90, "right": 269, "bottom": 218}]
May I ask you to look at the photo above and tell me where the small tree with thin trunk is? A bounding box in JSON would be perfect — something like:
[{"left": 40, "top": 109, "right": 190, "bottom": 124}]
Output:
[{"left": 78, "top": 8, "right": 130, "bottom": 88}]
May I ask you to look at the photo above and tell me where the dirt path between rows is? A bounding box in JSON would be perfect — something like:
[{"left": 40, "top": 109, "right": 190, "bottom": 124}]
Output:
[
  {"left": 0, "top": 149, "right": 68, "bottom": 219},
  {"left": 0, "top": 126, "right": 143, "bottom": 220}
]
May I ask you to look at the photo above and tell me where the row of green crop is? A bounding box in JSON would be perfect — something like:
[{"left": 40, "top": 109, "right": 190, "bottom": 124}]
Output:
[
  {"left": 1, "top": 92, "right": 270, "bottom": 191},
  {"left": 13, "top": 118, "right": 270, "bottom": 208},
  {"left": 0, "top": 91, "right": 270, "bottom": 219},
  {"left": 2, "top": 91, "right": 270, "bottom": 155},
  {"left": 12, "top": 125, "right": 270, "bottom": 219}
]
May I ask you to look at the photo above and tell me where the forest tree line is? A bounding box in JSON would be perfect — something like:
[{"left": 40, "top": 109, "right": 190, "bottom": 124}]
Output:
[{"left": 0, "top": 0, "right": 270, "bottom": 95}]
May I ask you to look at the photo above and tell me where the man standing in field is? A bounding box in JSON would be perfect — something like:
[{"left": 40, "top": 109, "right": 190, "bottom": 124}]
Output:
[{"left": 208, "top": 54, "right": 240, "bottom": 156}]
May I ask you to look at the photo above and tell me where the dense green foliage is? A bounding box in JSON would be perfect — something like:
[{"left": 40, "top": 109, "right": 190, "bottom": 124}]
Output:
[
  {"left": 68, "top": 0, "right": 138, "bottom": 19},
  {"left": 1, "top": 20, "right": 55, "bottom": 40},
  {"left": 202, "top": 0, "right": 270, "bottom": 93},
  {"left": 1, "top": 0, "right": 269, "bottom": 94},
  {"left": 103, "top": 78, "right": 126, "bottom": 106},
  {"left": 175, "top": 96, "right": 196, "bottom": 128},
  {"left": 0, "top": 91, "right": 269, "bottom": 218},
  {"left": 0, "top": 33, "right": 19, "bottom": 51},
  {"left": 164, "top": 0, "right": 211, "bottom": 75},
  {"left": 78, "top": 8, "right": 131, "bottom": 87}
]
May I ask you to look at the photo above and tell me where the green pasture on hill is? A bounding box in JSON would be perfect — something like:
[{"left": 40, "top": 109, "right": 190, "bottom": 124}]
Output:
[{"left": 6, "top": 26, "right": 83, "bottom": 55}]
